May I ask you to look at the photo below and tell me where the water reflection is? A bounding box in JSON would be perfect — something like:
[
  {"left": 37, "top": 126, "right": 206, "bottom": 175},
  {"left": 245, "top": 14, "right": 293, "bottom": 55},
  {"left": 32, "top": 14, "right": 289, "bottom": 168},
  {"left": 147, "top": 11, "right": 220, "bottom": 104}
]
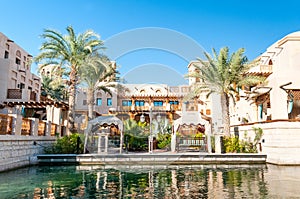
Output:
[{"left": 0, "top": 164, "right": 300, "bottom": 198}]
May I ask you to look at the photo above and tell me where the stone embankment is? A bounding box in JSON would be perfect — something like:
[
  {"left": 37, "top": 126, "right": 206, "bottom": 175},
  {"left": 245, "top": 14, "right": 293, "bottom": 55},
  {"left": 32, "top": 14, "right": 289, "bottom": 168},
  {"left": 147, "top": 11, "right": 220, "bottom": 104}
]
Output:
[{"left": 0, "top": 136, "right": 55, "bottom": 172}]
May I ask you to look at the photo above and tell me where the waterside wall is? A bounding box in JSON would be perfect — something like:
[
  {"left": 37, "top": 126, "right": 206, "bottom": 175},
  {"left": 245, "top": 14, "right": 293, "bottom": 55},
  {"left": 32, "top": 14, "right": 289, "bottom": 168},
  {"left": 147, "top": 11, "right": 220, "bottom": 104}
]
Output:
[
  {"left": 231, "top": 121, "right": 300, "bottom": 165},
  {"left": 0, "top": 136, "right": 55, "bottom": 172}
]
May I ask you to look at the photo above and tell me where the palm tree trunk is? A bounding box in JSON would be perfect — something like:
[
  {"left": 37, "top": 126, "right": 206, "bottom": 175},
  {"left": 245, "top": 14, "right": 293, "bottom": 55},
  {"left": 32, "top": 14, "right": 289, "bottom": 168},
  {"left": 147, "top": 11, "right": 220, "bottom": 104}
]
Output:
[
  {"left": 68, "top": 68, "right": 77, "bottom": 134},
  {"left": 87, "top": 88, "right": 94, "bottom": 120},
  {"left": 221, "top": 92, "right": 231, "bottom": 136}
]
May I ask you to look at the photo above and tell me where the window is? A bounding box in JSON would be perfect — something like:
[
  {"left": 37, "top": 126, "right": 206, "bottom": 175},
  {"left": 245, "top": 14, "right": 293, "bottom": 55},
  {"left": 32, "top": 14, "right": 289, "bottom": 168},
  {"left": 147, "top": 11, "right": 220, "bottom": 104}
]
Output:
[
  {"left": 206, "top": 109, "right": 211, "bottom": 115},
  {"left": 169, "top": 101, "right": 179, "bottom": 105},
  {"left": 16, "top": 58, "right": 21, "bottom": 65},
  {"left": 122, "top": 100, "right": 132, "bottom": 106},
  {"left": 4, "top": 51, "right": 9, "bottom": 59},
  {"left": 107, "top": 98, "right": 112, "bottom": 106},
  {"left": 18, "top": 83, "right": 25, "bottom": 89},
  {"left": 6, "top": 44, "right": 9, "bottom": 50},
  {"left": 12, "top": 71, "right": 17, "bottom": 78},
  {"left": 96, "top": 98, "right": 102, "bottom": 106},
  {"left": 135, "top": 100, "right": 145, "bottom": 106},
  {"left": 154, "top": 101, "right": 163, "bottom": 106},
  {"left": 16, "top": 50, "right": 21, "bottom": 57},
  {"left": 83, "top": 100, "right": 87, "bottom": 105}
]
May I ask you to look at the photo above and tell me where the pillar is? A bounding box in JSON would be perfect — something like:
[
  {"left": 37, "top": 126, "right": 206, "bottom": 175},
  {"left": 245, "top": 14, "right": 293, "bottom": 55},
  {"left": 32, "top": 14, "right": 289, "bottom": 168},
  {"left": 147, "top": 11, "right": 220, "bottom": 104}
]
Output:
[
  {"left": 104, "top": 133, "right": 109, "bottom": 153},
  {"left": 45, "top": 121, "right": 52, "bottom": 136},
  {"left": 97, "top": 133, "right": 102, "bottom": 153},
  {"left": 214, "top": 134, "right": 222, "bottom": 154},
  {"left": 29, "top": 118, "right": 39, "bottom": 136},
  {"left": 9, "top": 114, "right": 21, "bottom": 136}
]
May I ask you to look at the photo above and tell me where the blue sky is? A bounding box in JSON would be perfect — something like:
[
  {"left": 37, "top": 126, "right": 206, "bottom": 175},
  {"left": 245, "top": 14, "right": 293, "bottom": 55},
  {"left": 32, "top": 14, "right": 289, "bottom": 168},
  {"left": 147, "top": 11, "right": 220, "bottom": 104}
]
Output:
[{"left": 1, "top": 0, "right": 300, "bottom": 85}]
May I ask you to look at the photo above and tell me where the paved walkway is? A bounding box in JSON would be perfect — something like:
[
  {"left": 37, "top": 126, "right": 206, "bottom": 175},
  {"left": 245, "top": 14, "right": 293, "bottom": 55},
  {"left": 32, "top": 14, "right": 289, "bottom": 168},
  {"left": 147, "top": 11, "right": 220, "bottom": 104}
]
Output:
[{"left": 37, "top": 151, "right": 267, "bottom": 165}]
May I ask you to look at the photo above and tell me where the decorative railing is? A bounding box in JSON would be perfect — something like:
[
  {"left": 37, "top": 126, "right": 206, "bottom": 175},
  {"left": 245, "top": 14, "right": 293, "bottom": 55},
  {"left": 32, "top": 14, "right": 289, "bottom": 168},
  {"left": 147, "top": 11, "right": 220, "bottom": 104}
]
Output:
[
  {"left": 176, "top": 137, "right": 207, "bottom": 152},
  {"left": 0, "top": 114, "right": 13, "bottom": 135},
  {"left": 7, "top": 89, "right": 22, "bottom": 99},
  {"left": 118, "top": 106, "right": 131, "bottom": 111},
  {"left": 260, "top": 65, "right": 273, "bottom": 73},
  {"left": 21, "top": 118, "right": 31, "bottom": 136},
  {"left": 50, "top": 123, "right": 56, "bottom": 136},
  {"left": 38, "top": 121, "right": 46, "bottom": 136},
  {"left": 152, "top": 106, "right": 165, "bottom": 111}
]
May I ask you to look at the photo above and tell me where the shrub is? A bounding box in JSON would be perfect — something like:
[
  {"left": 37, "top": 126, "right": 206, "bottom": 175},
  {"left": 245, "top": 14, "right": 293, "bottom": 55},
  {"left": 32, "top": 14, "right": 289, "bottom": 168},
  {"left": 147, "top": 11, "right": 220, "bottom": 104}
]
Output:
[
  {"left": 156, "top": 133, "right": 171, "bottom": 149},
  {"left": 124, "top": 133, "right": 148, "bottom": 151},
  {"left": 44, "top": 133, "right": 84, "bottom": 154},
  {"left": 222, "top": 127, "right": 263, "bottom": 153}
]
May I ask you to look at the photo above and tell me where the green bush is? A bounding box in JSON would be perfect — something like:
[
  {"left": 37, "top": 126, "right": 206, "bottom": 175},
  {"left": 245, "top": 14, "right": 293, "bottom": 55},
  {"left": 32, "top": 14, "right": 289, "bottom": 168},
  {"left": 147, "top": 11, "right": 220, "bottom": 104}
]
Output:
[
  {"left": 223, "top": 136, "right": 241, "bottom": 153},
  {"left": 222, "top": 127, "right": 263, "bottom": 153},
  {"left": 124, "top": 133, "right": 148, "bottom": 151},
  {"left": 44, "top": 133, "right": 84, "bottom": 154},
  {"left": 156, "top": 133, "right": 171, "bottom": 149}
]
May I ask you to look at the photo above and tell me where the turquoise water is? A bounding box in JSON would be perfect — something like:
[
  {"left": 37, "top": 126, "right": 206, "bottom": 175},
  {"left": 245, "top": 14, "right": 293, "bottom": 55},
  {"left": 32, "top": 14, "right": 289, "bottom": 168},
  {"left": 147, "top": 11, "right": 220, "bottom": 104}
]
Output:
[{"left": 0, "top": 164, "right": 300, "bottom": 198}]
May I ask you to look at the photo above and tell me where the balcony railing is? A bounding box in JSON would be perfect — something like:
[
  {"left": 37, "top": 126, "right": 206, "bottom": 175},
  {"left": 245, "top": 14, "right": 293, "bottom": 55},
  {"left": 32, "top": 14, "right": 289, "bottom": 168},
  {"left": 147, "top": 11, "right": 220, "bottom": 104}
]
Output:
[
  {"left": 260, "top": 65, "right": 273, "bottom": 73},
  {"left": 7, "top": 89, "right": 22, "bottom": 99},
  {"left": 176, "top": 137, "right": 207, "bottom": 152},
  {"left": 50, "top": 123, "right": 56, "bottom": 136},
  {"left": 21, "top": 118, "right": 31, "bottom": 136},
  {"left": 38, "top": 121, "right": 46, "bottom": 136}
]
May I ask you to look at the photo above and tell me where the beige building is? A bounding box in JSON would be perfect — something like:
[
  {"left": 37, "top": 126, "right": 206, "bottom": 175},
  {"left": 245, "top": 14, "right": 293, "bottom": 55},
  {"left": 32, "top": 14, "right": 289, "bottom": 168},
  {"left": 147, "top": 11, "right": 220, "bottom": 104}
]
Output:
[
  {"left": 229, "top": 31, "right": 300, "bottom": 165},
  {"left": 0, "top": 32, "right": 41, "bottom": 105},
  {"left": 232, "top": 31, "right": 300, "bottom": 124}
]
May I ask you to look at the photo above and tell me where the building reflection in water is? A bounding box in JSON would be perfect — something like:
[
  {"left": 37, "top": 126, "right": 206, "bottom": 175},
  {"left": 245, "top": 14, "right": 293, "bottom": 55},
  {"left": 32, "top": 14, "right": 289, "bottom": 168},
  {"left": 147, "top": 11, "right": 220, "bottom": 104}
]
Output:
[{"left": 3, "top": 164, "right": 300, "bottom": 198}]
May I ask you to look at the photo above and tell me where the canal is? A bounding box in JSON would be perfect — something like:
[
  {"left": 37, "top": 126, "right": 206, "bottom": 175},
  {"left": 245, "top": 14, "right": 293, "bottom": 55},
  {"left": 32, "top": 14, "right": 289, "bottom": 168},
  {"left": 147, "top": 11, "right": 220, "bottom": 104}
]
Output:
[{"left": 0, "top": 164, "right": 299, "bottom": 198}]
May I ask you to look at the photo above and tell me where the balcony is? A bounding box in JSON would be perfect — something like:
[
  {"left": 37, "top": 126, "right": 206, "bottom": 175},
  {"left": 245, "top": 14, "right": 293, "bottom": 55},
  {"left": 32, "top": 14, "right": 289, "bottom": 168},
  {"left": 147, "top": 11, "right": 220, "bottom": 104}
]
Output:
[
  {"left": 7, "top": 89, "right": 22, "bottom": 99},
  {"left": 260, "top": 65, "right": 273, "bottom": 73}
]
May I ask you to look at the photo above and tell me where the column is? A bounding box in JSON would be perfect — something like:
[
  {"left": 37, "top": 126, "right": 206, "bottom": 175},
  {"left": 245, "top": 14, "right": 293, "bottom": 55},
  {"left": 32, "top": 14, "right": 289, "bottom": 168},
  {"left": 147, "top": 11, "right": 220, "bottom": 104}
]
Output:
[
  {"left": 104, "top": 133, "right": 109, "bottom": 153},
  {"left": 10, "top": 114, "right": 22, "bottom": 136},
  {"left": 29, "top": 118, "right": 39, "bottom": 136},
  {"left": 97, "top": 133, "right": 102, "bottom": 153},
  {"left": 214, "top": 134, "right": 222, "bottom": 154},
  {"left": 45, "top": 121, "right": 52, "bottom": 136}
]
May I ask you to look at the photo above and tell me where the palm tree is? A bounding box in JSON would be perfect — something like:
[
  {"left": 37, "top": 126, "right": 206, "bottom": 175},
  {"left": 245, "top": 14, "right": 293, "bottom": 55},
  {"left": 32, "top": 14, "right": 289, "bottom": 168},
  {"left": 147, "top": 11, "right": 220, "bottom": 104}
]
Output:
[
  {"left": 35, "top": 26, "right": 104, "bottom": 133},
  {"left": 79, "top": 53, "right": 118, "bottom": 120},
  {"left": 40, "top": 75, "right": 66, "bottom": 101},
  {"left": 187, "top": 47, "right": 264, "bottom": 136}
]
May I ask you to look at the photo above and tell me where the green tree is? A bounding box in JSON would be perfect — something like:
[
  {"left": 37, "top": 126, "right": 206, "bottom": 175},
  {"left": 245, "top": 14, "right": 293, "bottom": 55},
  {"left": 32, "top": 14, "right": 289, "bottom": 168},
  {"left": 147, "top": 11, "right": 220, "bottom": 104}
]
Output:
[
  {"left": 123, "top": 119, "right": 145, "bottom": 137},
  {"left": 35, "top": 26, "right": 104, "bottom": 133},
  {"left": 79, "top": 53, "right": 118, "bottom": 120},
  {"left": 187, "top": 47, "right": 264, "bottom": 136},
  {"left": 40, "top": 74, "right": 66, "bottom": 101}
]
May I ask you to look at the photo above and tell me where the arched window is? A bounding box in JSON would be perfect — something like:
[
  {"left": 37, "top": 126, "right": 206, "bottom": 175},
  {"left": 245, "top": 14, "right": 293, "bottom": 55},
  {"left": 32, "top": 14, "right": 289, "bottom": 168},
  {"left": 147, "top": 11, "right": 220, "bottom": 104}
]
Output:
[
  {"left": 268, "top": 59, "right": 273, "bottom": 65},
  {"left": 16, "top": 50, "right": 21, "bottom": 58},
  {"left": 97, "top": 92, "right": 102, "bottom": 97},
  {"left": 140, "top": 89, "right": 145, "bottom": 94},
  {"left": 156, "top": 89, "right": 161, "bottom": 94}
]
